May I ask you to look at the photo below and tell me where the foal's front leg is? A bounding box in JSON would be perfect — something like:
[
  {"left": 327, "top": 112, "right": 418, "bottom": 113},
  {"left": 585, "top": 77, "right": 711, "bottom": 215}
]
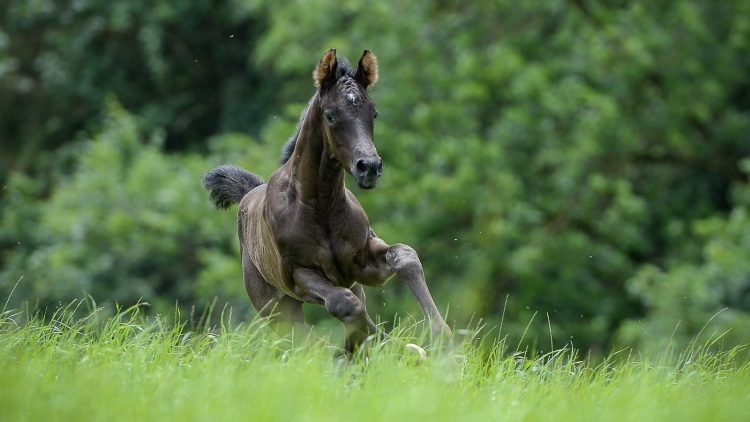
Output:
[
  {"left": 292, "top": 268, "right": 381, "bottom": 354},
  {"left": 362, "top": 237, "right": 453, "bottom": 344},
  {"left": 387, "top": 243, "right": 453, "bottom": 343}
]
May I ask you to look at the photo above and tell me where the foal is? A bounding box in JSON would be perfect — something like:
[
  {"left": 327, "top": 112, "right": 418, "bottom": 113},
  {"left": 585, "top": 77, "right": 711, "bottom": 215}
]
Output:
[{"left": 203, "top": 49, "right": 451, "bottom": 354}]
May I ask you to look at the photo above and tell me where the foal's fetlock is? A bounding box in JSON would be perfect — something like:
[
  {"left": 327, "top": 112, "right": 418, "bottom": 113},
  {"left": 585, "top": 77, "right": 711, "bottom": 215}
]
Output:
[
  {"left": 433, "top": 322, "right": 453, "bottom": 342},
  {"left": 422, "top": 323, "right": 453, "bottom": 355}
]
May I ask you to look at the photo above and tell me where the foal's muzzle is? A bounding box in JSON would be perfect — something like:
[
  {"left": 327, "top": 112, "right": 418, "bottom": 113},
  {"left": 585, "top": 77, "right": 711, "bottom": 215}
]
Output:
[{"left": 353, "top": 157, "right": 383, "bottom": 189}]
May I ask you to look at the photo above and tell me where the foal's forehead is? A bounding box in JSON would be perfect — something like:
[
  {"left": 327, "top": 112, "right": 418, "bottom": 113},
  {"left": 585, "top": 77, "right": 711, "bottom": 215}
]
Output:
[{"left": 332, "top": 77, "right": 372, "bottom": 107}]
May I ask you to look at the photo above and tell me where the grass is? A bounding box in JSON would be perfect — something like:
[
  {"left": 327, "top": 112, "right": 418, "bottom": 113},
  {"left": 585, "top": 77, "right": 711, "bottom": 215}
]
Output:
[{"left": 1, "top": 301, "right": 749, "bottom": 422}]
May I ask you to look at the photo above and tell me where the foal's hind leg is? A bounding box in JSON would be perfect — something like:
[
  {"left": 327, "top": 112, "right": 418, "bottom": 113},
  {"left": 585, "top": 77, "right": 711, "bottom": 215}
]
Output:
[
  {"left": 241, "top": 246, "right": 309, "bottom": 339},
  {"left": 293, "top": 268, "right": 381, "bottom": 354}
]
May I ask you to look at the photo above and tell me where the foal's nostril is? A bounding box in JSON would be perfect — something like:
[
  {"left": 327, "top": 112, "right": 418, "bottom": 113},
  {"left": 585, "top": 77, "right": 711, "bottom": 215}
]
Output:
[
  {"left": 356, "top": 159, "right": 369, "bottom": 174},
  {"left": 354, "top": 158, "right": 382, "bottom": 181}
]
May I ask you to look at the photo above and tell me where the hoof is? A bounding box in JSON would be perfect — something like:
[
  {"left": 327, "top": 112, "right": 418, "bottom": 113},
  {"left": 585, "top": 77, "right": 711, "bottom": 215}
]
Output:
[{"left": 404, "top": 343, "right": 426, "bottom": 365}]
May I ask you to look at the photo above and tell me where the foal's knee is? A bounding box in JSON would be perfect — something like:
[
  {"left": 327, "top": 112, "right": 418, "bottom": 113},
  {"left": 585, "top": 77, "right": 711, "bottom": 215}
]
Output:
[
  {"left": 386, "top": 244, "right": 422, "bottom": 273},
  {"left": 325, "top": 289, "right": 365, "bottom": 323}
]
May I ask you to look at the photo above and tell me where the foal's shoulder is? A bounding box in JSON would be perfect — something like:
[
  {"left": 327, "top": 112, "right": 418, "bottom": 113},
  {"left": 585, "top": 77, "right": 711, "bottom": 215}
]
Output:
[
  {"left": 344, "top": 188, "right": 366, "bottom": 211},
  {"left": 342, "top": 189, "right": 372, "bottom": 232}
]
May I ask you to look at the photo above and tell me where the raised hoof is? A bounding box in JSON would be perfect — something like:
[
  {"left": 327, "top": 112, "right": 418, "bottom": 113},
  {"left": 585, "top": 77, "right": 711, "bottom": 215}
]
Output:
[{"left": 404, "top": 343, "right": 427, "bottom": 366}]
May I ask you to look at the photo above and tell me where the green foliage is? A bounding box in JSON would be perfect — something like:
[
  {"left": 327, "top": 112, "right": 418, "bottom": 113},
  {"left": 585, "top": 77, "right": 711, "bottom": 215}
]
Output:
[
  {"left": 621, "top": 172, "right": 750, "bottom": 353},
  {"left": 0, "top": 101, "right": 276, "bottom": 318},
  {"left": 1, "top": 307, "right": 749, "bottom": 421},
  {"left": 0, "top": 0, "right": 276, "bottom": 178},
  {"left": 1, "top": 0, "right": 750, "bottom": 355},
  {"left": 244, "top": 0, "right": 750, "bottom": 352}
]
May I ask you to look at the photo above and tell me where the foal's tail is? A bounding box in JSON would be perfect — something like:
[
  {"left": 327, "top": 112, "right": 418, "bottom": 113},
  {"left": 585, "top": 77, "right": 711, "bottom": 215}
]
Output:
[{"left": 202, "top": 165, "right": 265, "bottom": 210}]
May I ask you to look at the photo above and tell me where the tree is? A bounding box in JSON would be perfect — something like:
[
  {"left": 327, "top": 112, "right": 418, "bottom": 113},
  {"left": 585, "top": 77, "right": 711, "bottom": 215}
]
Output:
[
  {"left": 1, "top": 0, "right": 749, "bottom": 355},
  {"left": 246, "top": 0, "right": 750, "bottom": 352},
  {"left": 0, "top": 0, "right": 277, "bottom": 180},
  {"left": 0, "top": 100, "right": 278, "bottom": 319}
]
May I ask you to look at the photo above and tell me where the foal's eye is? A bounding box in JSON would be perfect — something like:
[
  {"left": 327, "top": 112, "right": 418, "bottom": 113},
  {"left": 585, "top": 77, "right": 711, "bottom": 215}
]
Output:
[
  {"left": 324, "top": 110, "right": 335, "bottom": 123},
  {"left": 373, "top": 111, "right": 379, "bottom": 120}
]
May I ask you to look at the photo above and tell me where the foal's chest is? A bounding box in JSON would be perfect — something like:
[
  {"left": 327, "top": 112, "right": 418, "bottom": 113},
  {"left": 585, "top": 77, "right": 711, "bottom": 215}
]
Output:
[{"left": 281, "top": 206, "right": 370, "bottom": 286}]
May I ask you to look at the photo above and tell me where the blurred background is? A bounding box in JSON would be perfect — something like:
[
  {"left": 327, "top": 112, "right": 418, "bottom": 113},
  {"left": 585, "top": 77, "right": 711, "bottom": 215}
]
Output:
[{"left": 1, "top": 0, "right": 749, "bottom": 358}]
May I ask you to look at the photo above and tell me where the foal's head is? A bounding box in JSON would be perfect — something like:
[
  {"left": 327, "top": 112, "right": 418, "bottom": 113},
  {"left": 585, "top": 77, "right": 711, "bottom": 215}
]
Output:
[{"left": 313, "top": 49, "right": 381, "bottom": 189}]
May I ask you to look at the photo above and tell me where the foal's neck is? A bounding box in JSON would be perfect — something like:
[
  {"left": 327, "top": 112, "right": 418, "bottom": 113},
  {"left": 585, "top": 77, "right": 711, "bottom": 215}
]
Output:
[{"left": 289, "top": 94, "right": 347, "bottom": 209}]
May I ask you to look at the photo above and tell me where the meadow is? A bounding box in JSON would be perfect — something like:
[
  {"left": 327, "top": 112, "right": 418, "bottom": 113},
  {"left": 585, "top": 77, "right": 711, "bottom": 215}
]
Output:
[{"left": 1, "top": 300, "right": 748, "bottom": 422}]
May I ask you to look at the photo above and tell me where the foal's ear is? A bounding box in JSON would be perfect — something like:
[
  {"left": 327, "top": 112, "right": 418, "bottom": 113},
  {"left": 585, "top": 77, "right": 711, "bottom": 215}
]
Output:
[
  {"left": 314, "top": 48, "right": 338, "bottom": 88},
  {"left": 355, "top": 49, "right": 378, "bottom": 89}
]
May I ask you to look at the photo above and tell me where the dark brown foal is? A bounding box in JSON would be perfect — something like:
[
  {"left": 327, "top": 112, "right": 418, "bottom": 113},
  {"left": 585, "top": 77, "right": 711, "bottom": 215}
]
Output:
[{"left": 203, "top": 49, "right": 451, "bottom": 356}]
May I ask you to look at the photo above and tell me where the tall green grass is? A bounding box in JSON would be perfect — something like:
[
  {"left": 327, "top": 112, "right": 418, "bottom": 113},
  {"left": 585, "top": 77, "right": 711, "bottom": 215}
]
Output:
[{"left": 1, "top": 301, "right": 748, "bottom": 422}]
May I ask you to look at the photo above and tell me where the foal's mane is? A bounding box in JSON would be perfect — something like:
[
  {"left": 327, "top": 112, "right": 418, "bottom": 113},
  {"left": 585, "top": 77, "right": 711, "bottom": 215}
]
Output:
[{"left": 279, "top": 58, "right": 357, "bottom": 165}]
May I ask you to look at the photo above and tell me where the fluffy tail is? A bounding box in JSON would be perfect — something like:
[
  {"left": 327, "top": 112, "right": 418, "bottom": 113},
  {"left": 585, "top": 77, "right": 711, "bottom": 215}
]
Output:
[{"left": 202, "top": 165, "right": 264, "bottom": 210}]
